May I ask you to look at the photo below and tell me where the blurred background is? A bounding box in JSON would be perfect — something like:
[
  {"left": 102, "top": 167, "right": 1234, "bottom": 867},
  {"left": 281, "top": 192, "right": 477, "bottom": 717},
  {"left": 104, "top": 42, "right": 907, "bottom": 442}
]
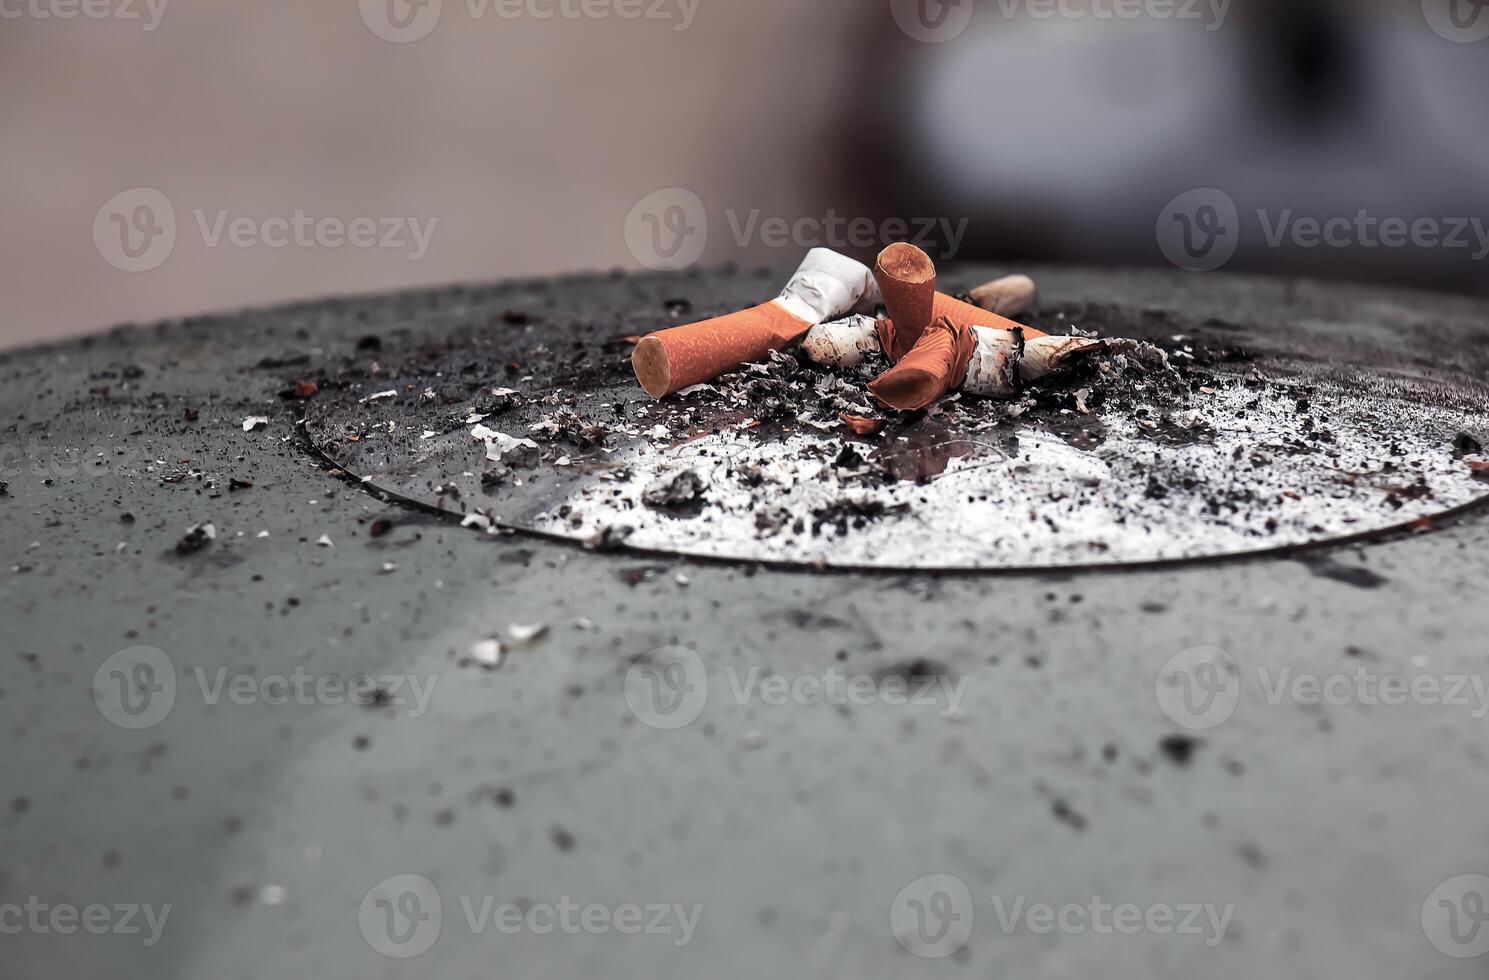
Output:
[{"left": 2, "top": 0, "right": 1487, "bottom": 349}]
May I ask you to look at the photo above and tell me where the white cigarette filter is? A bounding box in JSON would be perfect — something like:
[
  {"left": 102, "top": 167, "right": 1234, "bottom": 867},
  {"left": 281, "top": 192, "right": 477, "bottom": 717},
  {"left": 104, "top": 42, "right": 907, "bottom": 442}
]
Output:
[
  {"left": 961, "top": 329, "right": 1107, "bottom": 398},
  {"left": 963, "top": 326, "right": 1024, "bottom": 398},
  {"left": 773, "top": 248, "right": 877, "bottom": 324},
  {"left": 969, "top": 274, "right": 1038, "bottom": 318},
  {"left": 800, "top": 314, "right": 882, "bottom": 369}
]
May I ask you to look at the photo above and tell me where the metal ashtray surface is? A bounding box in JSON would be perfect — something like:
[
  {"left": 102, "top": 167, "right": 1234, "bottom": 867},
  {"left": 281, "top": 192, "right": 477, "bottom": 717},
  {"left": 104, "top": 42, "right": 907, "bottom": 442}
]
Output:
[{"left": 302, "top": 282, "right": 1489, "bottom": 571}]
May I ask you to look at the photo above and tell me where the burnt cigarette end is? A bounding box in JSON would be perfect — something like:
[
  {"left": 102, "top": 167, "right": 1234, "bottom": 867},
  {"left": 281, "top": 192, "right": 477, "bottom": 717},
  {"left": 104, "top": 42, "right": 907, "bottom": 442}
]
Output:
[
  {"left": 875, "top": 242, "right": 935, "bottom": 286},
  {"left": 1021, "top": 336, "right": 1107, "bottom": 383},
  {"left": 963, "top": 326, "right": 1025, "bottom": 399},
  {"left": 800, "top": 314, "right": 882, "bottom": 369}
]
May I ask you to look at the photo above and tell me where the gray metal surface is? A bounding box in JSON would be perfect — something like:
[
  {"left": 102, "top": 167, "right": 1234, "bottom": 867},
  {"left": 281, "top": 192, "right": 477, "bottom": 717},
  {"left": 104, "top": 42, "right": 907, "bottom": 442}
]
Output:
[{"left": 3, "top": 266, "right": 1489, "bottom": 980}]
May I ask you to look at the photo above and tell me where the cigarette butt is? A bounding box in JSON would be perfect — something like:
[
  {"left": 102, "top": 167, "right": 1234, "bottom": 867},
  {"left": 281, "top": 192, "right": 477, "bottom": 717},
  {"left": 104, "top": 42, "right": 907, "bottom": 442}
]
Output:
[
  {"left": 633, "top": 248, "right": 873, "bottom": 398},
  {"left": 963, "top": 326, "right": 1025, "bottom": 398},
  {"left": 1022, "top": 335, "right": 1106, "bottom": 383},
  {"left": 874, "top": 243, "right": 937, "bottom": 362},
  {"left": 800, "top": 314, "right": 882, "bottom": 369},
  {"left": 868, "top": 315, "right": 976, "bottom": 412},
  {"left": 633, "top": 302, "right": 812, "bottom": 398},
  {"left": 969, "top": 274, "right": 1038, "bottom": 318}
]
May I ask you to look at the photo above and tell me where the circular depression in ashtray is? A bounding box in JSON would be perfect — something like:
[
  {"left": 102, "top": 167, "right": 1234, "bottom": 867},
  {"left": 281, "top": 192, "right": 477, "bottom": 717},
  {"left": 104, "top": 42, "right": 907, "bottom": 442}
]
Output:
[{"left": 304, "top": 311, "right": 1489, "bottom": 570}]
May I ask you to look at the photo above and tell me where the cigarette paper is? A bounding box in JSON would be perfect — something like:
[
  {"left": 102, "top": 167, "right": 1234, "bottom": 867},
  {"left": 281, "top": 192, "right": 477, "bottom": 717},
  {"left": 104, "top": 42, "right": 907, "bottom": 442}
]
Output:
[
  {"left": 632, "top": 248, "right": 873, "bottom": 398},
  {"left": 1021, "top": 335, "right": 1106, "bottom": 383},
  {"left": 800, "top": 314, "right": 883, "bottom": 369},
  {"left": 868, "top": 316, "right": 976, "bottom": 412},
  {"left": 963, "top": 326, "right": 1025, "bottom": 398},
  {"left": 931, "top": 291, "right": 1048, "bottom": 339},
  {"left": 969, "top": 274, "right": 1038, "bottom": 318},
  {"left": 873, "top": 243, "right": 937, "bottom": 362}
]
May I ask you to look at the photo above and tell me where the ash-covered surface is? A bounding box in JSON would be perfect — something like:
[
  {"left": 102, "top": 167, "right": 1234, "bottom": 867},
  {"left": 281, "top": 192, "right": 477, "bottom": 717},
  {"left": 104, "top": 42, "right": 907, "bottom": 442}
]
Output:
[
  {"left": 10, "top": 266, "right": 1489, "bottom": 980},
  {"left": 302, "top": 284, "right": 1489, "bottom": 569}
]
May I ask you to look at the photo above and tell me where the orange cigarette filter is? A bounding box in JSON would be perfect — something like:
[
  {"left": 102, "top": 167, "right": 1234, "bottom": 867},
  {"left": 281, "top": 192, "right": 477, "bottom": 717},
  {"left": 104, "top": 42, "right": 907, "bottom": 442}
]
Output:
[
  {"left": 933, "top": 292, "right": 1048, "bottom": 340},
  {"left": 868, "top": 316, "right": 977, "bottom": 413},
  {"left": 874, "top": 244, "right": 1046, "bottom": 365},
  {"left": 631, "top": 302, "right": 809, "bottom": 399}
]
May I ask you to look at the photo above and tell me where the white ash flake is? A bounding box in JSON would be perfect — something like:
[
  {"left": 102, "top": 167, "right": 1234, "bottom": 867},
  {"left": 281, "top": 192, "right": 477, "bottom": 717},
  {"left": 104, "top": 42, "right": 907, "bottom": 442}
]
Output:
[
  {"left": 471, "top": 639, "right": 503, "bottom": 668},
  {"left": 242, "top": 416, "right": 269, "bottom": 432},
  {"left": 470, "top": 424, "right": 539, "bottom": 463},
  {"left": 508, "top": 622, "right": 549, "bottom": 643},
  {"left": 529, "top": 378, "right": 1489, "bottom": 569}
]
